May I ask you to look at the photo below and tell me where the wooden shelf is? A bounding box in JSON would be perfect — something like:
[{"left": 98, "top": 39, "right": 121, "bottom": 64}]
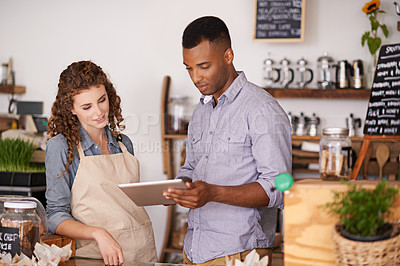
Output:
[
  {"left": 292, "top": 135, "right": 364, "bottom": 142},
  {"left": 264, "top": 88, "right": 371, "bottom": 99},
  {"left": 292, "top": 168, "right": 319, "bottom": 173},
  {"left": 0, "top": 85, "right": 26, "bottom": 94},
  {"left": 164, "top": 134, "right": 188, "bottom": 139},
  {"left": 164, "top": 134, "right": 364, "bottom": 141},
  {"left": 163, "top": 248, "right": 182, "bottom": 253}
]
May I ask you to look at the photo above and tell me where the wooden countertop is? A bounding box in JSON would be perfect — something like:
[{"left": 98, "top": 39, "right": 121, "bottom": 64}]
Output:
[{"left": 61, "top": 260, "right": 185, "bottom": 266}]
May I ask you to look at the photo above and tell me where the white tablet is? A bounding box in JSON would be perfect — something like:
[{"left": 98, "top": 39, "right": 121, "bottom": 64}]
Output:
[{"left": 118, "top": 179, "right": 188, "bottom": 206}]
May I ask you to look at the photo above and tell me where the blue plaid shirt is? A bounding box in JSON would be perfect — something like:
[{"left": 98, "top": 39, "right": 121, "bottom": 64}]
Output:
[{"left": 176, "top": 72, "right": 292, "bottom": 263}]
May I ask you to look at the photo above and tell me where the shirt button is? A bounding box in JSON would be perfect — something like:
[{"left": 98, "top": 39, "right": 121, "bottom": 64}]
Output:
[
  {"left": 192, "top": 138, "right": 195, "bottom": 141},
  {"left": 205, "top": 155, "right": 208, "bottom": 159},
  {"left": 209, "top": 131, "right": 213, "bottom": 135},
  {"left": 227, "top": 137, "right": 231, "bottom": 141}
]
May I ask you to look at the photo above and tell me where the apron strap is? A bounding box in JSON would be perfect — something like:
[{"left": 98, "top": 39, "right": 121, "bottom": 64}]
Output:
[
  {"left": 117, "top": 141, "right": 129, "bottom": 153},
  {"left": 116, "top": 133, "right": 130, "bottom": 154},
  {"left": 77, "top": 142, "right": 86, "bottom": 158}
]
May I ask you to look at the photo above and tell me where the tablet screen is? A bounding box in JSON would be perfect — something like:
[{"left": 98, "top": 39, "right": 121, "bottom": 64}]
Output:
[{"left": 118, "top": 179, "right": 187, "bottom": 206}]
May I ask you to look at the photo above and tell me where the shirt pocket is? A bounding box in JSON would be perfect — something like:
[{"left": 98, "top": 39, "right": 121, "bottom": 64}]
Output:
[
  {"left": 190, "top": 132, "right": 203, "bottom": 163},
  {"left": 216, "top": 132, "right": 248, "bottom": 166}
]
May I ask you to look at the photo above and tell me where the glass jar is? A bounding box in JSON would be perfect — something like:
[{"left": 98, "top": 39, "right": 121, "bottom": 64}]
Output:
[
  {"left": 0, "top": 196, "right": 48, "bottom": 236},
  {"left": 0, "top": 201, "right": 41, "bottom": 257},
  {"left": 319, "top": 128, "right": 352, "bottom": 180},
  {"left": 167, "top": 95, "right": 190, "bottom": 134},
  {"left": 1, "top": 63, "right": 8, "bottom": 85}
]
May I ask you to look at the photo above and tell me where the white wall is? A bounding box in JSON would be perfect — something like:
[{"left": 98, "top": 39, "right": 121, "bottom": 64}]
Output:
[{"left": 0, "top": 0, "right": 398, "bottom": 259}]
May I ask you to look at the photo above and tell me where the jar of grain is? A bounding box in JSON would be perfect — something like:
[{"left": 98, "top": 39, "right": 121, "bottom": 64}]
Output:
[{"left": 320, "top": 128, "right": 352, "bottom": 180}]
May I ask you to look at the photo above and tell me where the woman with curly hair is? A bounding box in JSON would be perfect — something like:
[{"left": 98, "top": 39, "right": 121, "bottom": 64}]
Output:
[{"left": 45, "top": 61, "right": 157, "bottom": 265}]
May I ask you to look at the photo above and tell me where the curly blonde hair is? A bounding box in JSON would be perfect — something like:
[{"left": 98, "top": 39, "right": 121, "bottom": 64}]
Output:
[{"left": 48, "top": 61, "right": 125, "bottom": 175}]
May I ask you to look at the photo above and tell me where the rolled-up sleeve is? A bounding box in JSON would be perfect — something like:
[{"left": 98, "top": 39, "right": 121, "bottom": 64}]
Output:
[
  {"left": 249, "top": 101, "right": 292, "bottom": 209},
  {"left": 45, "top": 137, "right": 75, "bottom": 233}
]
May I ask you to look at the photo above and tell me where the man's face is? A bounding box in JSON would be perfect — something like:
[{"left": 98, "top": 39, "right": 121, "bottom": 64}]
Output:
[{"left": 183, "top": 40, "right": 231, "bottom": 99}]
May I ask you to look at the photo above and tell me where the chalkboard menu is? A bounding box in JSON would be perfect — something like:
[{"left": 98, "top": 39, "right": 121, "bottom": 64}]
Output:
[
  {"left": 363, "top": 43, "right": 400, "bottom": 136},
  {"left": 254, "top": 0, "right": 305, "bottom": 42}
]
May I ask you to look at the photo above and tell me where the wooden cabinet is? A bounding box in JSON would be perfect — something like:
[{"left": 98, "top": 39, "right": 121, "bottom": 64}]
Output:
[
  {"left": 265, "top": 88, "right": 371, "bottom": 175},
  {"left": 160, "top": 76, "right": 188, "bottom": 263},
  {"left": 292, "top": 135, "right": 364, "bottom": 175}
]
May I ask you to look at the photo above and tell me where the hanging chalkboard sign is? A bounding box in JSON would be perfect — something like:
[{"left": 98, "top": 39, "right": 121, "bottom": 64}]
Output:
[
  {"left": 254, "top": 0, "right": 305, "bottom": 42},
  {"left": 363, "top": 43, "right": 400, "bottom": 136}
]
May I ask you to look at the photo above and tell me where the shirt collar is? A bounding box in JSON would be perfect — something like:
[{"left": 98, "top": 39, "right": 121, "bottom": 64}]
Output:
[
  {"left": 79, "top": 125, "right": 119, "bottom": 151},
  {"left": 199, "top": 71, "right": 247, "bottom": 105}
]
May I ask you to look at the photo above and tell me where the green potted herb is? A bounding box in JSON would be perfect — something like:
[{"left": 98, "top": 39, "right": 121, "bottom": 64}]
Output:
[
  {"left": 0, "top": 138, "right": 46, "bottom": 186},
  {"left": 325, "top": 180, "right": 400, "bottom": 264},
  {"left": 326, "top": 180, "right": 398, "bottom": 241}
]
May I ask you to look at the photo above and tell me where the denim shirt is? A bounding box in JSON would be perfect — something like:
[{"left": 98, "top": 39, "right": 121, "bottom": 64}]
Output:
[
  {"left": 176, "top": 72, "right": 292, "bottom": 263},
  {"left": 45, "top": 126, "right": 134, "bottom": 233}
]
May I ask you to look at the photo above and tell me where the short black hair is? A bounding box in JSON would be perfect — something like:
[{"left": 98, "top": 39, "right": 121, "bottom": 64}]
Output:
[{"left": 182, "top": 16, "right": 231, "bottom": 49}]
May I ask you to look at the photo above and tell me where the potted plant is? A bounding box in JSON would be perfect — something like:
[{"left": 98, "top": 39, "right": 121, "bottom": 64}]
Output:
[
  {"left": 325, "top": 180, "right": 400, "bottom": 265},
  {"left": 0, "top": 138, "right": 46, "bottom": 186}
]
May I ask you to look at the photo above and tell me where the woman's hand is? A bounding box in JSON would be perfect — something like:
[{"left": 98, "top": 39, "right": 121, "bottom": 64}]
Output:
[
  {"left": 55, "top": 220, "right": 125, "bottom": 265},
  {"left": 92, "top": 227, "right": 124, "bottom": 265}
]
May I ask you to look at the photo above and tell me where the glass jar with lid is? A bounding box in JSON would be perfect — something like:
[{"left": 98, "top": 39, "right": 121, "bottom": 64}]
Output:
[
  {"left": 167, "top": 95, "right": 190, "bottom": 134},
  {"left": 0, "top": 201, "right": 41, "bottom": 257},
  {"left": 319, "top": 128, "right": 352, "bottom": 180}
]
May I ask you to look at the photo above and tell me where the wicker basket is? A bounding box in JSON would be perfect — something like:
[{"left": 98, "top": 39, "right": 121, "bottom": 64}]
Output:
[{"left": 332, "top": 223, "right": 400, "bottom": 265}]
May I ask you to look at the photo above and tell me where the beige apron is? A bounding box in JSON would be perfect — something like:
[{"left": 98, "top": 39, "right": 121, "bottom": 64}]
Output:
[{"left": 70, "top": 141, "right": 157, "bottom": 262}]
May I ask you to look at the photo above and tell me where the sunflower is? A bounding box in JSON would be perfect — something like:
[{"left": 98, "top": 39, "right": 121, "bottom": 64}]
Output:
[
  {"left": 361, "top": 0, "right": 388, "bottom": 73},
  {"left": 362, "top": 0, "right": 380, "bottom": 14}
]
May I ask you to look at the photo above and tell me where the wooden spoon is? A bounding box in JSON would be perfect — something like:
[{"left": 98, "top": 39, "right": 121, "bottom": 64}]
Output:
[{"left": 376, "top": 144, "right": 390, "bottom": 181}]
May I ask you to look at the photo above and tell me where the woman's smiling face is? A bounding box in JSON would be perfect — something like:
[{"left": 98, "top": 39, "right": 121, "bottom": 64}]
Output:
[{"left": 71, "top": 84, "right": 109, "bottom": 134}]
